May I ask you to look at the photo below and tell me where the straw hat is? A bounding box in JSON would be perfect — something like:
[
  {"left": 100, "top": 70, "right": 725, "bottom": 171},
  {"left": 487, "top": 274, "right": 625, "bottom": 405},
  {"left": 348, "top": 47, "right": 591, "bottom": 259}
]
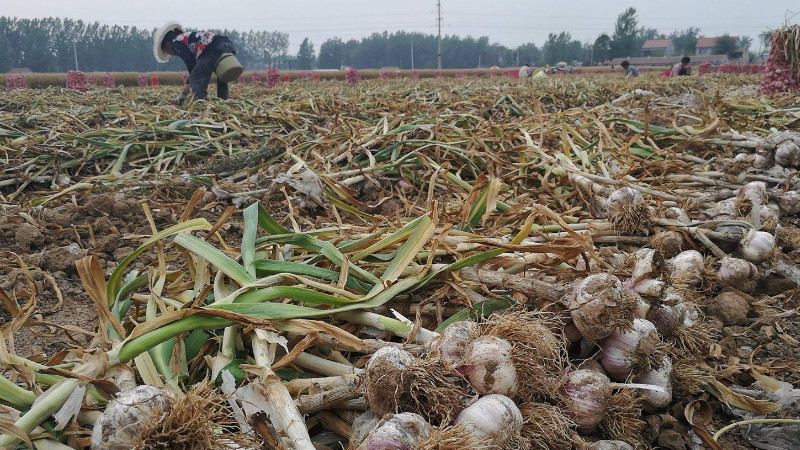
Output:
[{"left": 153, "top": 22, "right": 183, "bottom": 63}]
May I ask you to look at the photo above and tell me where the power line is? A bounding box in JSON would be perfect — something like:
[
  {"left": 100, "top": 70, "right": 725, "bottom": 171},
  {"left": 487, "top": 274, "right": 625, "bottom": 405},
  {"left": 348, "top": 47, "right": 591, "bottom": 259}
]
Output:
[{"left": 437, "top": 0, "right": 442, "bottom": 70}]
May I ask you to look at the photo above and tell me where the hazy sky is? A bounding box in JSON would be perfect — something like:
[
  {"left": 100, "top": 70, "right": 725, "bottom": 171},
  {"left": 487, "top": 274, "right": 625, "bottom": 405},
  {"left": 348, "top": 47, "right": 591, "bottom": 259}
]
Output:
[{"left": 3, "top": 1, "right": 797, "bottom": 53}]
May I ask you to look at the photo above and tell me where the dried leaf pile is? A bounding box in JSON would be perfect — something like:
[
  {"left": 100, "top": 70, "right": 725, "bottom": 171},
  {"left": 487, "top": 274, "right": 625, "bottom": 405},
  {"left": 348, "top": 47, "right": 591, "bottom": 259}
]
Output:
[{"left": 1, "top": 75, "right": 799, "bottom": 449}]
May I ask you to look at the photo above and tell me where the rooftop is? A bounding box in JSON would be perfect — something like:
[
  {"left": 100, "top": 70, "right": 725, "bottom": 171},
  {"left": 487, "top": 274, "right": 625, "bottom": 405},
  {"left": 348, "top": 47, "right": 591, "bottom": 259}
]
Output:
[
  {"left": 696, "top": 36, "right": 740, "bottom": 48},
  {"left": 642, "top": 39, "right": 672, "bottom": 50}
]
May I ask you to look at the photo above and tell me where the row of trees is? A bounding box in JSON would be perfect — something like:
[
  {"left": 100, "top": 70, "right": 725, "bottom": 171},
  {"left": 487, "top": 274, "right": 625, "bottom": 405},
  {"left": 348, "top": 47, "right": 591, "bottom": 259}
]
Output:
[
  {"left": 0, "top": 17, "right": 289, "bottom": 73},
  {"left": 307, "top": 8, "right": 755, "bottom": 70},
  {"left": 2, "top": 9, "right": 762, "bottom": 73}
]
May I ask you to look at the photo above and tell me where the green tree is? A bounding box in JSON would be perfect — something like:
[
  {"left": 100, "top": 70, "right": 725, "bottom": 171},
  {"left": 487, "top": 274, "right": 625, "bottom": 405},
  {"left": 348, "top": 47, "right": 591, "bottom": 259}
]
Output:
[
  {"left": 669, "top": 27, "right": 700, "bottom": 55},
  {"left": 714, "top": 34, "right": 739, "bottom": 57},
  {"left": 592, "top": 34, "right": 612, "bottom": 64},
  {"left": 542, "top": 32, "right": 583, "bottom": 65},
  {"left": 516, "top": 43, "right": 541, "bottom": 66},
  {"left": 296, "top": 37, "right": 315, "bottom": 70},
  {"left": 611, "top": 7, "right": 640, "bottom": 58},
  {"left": 738, "top": 36, "right": 752, "bottom": 52},
  {"left": 318, "top": 37, "right": 345, "bottom": 69}
]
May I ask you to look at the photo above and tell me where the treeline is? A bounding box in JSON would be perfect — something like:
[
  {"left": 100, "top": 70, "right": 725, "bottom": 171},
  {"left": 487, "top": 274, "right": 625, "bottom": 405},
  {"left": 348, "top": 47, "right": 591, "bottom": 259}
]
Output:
[
  {"left": 312, "top": 8, "right": 704, "bottom": 69},
  {"left": 0, "top": 17, "right": 289, "bottom": 73},
  {"left": 1, "top": 9, "right": 755, "bottom": 73}
]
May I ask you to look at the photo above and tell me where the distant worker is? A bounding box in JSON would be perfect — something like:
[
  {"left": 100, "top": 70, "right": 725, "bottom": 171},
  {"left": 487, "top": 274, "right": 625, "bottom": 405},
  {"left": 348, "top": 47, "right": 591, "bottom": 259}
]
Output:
[
  {"left": 620, "top": 61, "right": 639, "bottom": 77},
  {"left": 518, "top": 64, "right": 534, "bottom": 79},
  {"left": 153, "top": 22, "right": 243, "bottom": 104},
  {"left": 670, "top": 56, "right": 692, "bottom": 77}
]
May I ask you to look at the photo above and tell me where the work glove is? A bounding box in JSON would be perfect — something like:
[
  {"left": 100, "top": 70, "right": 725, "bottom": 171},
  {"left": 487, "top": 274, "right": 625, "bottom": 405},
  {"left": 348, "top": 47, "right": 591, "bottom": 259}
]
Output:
[{"left": 174, "top": 93, "right": 187, "bottom": 105}]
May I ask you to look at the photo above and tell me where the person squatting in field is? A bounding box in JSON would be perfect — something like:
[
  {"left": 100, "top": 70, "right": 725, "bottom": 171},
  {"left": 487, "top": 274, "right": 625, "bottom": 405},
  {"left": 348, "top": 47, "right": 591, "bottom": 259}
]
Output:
[{"left": 154, "top": 22, "right": 238, "bottom": 104}]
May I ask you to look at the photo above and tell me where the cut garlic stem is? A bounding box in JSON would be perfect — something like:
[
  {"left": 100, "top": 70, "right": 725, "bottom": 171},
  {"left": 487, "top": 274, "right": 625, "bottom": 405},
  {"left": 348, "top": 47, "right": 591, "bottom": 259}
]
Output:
[{"left": 607, "top": 382, "right": 666, "bottom": 393}]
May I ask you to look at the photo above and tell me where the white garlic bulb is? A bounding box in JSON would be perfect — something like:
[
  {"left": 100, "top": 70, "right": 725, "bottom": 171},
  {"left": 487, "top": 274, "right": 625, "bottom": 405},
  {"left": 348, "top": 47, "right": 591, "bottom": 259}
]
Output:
[
  {"left": 91, "top": 386, "right": 175, "bottom": 450},
  {"left": 430, "top": 320, "right": 477, "bottom": 370},
  {"left": 454, "top": 394, "right": 523, "bottom": 447},
  {"left": 600, "top": 319, "right": 662, "bottom": 381},
  {"left": 563, "top": 369, "right": 611, "bottom": 433},
  {"left": 358, "top": 413, "right": 432, "bottom": 450},
  {"left": 739, "top": 230, "right": 775, "bottom": 264},
  {"left": 718, "top": 256, "right": 758, "bottom": 287},
  {"left": 634, "top": 356, "right": 673, "bottom": 411},
  {"left": 458, "top": 336, "right": 517, "bottom": 396},
  {"left": 568, "top": 273, "right": 629, "bottom": 341},
  {"left": 669, "top": 250, "right": 705, "bottom": 287},
  {"left": 364, "top": 346, "right": 414, "bottom": 416}
]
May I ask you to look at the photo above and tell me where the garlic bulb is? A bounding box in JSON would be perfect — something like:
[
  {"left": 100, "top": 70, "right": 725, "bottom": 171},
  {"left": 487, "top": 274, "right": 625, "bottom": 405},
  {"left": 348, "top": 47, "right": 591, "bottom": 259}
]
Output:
[
  {"left": 358, "top": 412, "right": 432, "bottom": 450},
  {"left": 600, "top": 319, "right": 662, "bottom": 381},
  {"left": 752, "top": 152, "right": 773, "bottom": 169},
  {"left": 664, "top": 207, "right": 691, "bottom": 224},
  {"left": 649, "top": 230, "right": 684, "bottom": 258},
  {"left": 711, "top": 198, "right": 737, "bottom": 218},
  {"left": 775, "top": 140, "right": 800, "bottom": 167},
  {"left": 454, "top": 394, "right": 523, "bottom": 447},
  {"left": 91, "top": 386, "right": 175, "bottom": 450},
  {"left": 668, "top": 250, "right": 705, "bottom": 287},
  {"left": 365, "top": 346, "right": 414, "bottom": 416},
  {"left": 736, "top": 181, "right": 767, "bottom": 206},
  {"left": 718, "top": 256, "right": 758, "bottom": 287},
  {"left": 563, "top": 369, "right": 611, "bottom": 433},
  {"left": 568, "top": 273, "right": 631, "bottom": 341},
  {"left": 647, "top": 303, "right": 686, "bottom": 338},
  {"left": 634, "top": 356, "right": 673, "bottom": 411},
  {"left": 780, "top": 191, "right": 800, "bottom": 215},
  {"left": 430, "top": 320, "right": 477, "bottom": 370},
  {"left": 457, "top": 336, "right": 517, "bottom": 396},
  {"left": 633, "top": 295, "right": 651, "bottom": 319},
  {"left": 606, "top": 187, "right": 650, "bottom": 232},
  {"left": 739, "top": 230, "right": 775, "bottom": 264}
]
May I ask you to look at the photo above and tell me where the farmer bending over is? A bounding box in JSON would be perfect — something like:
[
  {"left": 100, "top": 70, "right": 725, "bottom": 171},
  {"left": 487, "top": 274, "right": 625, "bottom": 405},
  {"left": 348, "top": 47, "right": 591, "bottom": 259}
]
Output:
[
  {"left": 671, "top": 56, "right": 692, "bottom": 77},
  {"left": 620, "top": 61, "right": 639, "bottom": 77},
  {"left": 154, "top": 22, "right": 242, "bottom": 104}
]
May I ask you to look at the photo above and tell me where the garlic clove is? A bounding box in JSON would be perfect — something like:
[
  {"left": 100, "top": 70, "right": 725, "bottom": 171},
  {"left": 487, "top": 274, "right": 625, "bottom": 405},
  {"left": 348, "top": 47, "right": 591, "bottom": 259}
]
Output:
[{"left": 780, "top": 191, "right": 800, "bottom": 215}]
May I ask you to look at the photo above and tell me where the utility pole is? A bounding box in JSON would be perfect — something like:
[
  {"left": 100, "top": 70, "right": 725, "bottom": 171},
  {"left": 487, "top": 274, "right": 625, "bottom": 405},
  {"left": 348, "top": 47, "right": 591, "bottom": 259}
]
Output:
[
  {"left": 437, "top": 0, "right": 442, "bottom": 70},
  {"left": 478, "top": 53, "right": 481, "bottom": 68},
  {"left": 73, "top": 41, "right": 79, "bottom": 71},
  {"left": 516, "top": 49, "right": 519, "bottom": 67},
  {"left": 411, "top": 41, "right": 415, "bottom": 70}
]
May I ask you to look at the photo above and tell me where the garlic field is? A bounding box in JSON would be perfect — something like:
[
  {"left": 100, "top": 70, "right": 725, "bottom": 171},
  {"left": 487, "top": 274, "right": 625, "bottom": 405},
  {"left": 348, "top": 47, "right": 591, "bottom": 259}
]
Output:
[{"left": 1, "top": 74, "right": 799, "bottom": 449}]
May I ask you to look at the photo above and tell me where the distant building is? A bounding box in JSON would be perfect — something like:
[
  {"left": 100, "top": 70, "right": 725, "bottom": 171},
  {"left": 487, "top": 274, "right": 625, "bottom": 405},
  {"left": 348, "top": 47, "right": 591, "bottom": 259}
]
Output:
[
  {"left": 641, "top": 39, "right": 674, "bottom": 57},
  {"left": 695, "top": 36, "right": 743, "bottom": 56},
  {"left": 9, "top": 68, "right": 32, "bottom": 74}
]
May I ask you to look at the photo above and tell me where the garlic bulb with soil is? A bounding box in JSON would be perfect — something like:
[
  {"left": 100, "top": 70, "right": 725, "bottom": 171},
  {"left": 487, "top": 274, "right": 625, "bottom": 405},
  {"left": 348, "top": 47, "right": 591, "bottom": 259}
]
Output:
[
  {"left": 91, "top": 385, "right": 175, "bottom": 450},
  {"left": 568, "top": 273, "right": 634, "bottom": 341},
  {"left": 453, "top": 394, "right": 523, "bottom": 447},
  {"left": 357, "top": 412, "right": 433, "bottom": 450},
  {"left": 668, "top": 250, "right": 705, "bottom": 288},
  {"left": 430, "top": 320, "right": 477, "bottom": 370},
  {"left": 718, "top": 256, "right": 758, "bottom": 287},
  {"left": 634, "top": 356, "right": 673, "bottom": 411},
  {"left": 365, "top": 346, "right": 414, "bottom": 416},
  {"left": 563, "top": 369, "right": 611, "bottom": 433},
  {"left": 780, "top": 191, "right": 800, "bottom": 215},
  {"left": 739, "top": 230, "right": 776, "bottom": 264},
  {"left": 605, "top": 187, "right": 651, "bottom": 233},
  {"left": 457, "top": 335, "right": 518, "bottom": 396},
  {"left": 600, "top": 319, "right": 664, "bottom": 381}
]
